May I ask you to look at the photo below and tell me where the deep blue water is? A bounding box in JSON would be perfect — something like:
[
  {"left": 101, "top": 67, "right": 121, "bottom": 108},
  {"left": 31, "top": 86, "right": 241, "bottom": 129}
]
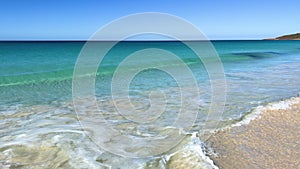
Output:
[
  {"left": 1, "top": 41, "right": 299, "bottom": 113},
  {"left": 0, "top": 40, "right": 300, "bottom": 168}
]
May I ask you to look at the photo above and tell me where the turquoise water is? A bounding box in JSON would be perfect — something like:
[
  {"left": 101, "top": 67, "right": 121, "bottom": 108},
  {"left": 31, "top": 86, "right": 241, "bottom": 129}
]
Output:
[{"left": 1, "top": 41, "right": 300, "bottom": 168}]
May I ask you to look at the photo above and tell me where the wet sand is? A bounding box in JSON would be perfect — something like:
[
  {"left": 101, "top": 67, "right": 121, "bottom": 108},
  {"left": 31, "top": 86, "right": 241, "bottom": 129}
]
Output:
[
  {"left": 206, "top": 97, "right": 300, "bottom": 169},
  {"left": 0, "top": 145, "right": 72, "bottom": 169}
]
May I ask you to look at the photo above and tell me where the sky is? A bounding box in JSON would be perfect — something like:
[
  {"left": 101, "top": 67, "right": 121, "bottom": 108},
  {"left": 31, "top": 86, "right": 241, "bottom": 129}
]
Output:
[{"left": 0, "top": 0, "right": 299, "bottom": 40}]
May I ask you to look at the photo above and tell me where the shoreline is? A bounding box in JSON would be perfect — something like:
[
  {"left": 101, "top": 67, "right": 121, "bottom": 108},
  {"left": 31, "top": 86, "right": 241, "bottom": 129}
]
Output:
[{"left": 205, "top": 96, "right": 300, "bottom": 169}]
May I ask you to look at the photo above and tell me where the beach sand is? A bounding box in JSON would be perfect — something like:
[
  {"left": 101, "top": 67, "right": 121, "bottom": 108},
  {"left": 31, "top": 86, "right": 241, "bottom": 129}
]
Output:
[{"left": 206, "top": 97, "right": 300, "bottom": 169}]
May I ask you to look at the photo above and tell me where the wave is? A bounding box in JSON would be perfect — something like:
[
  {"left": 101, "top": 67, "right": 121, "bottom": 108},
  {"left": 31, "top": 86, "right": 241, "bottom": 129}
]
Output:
[
  {"left": 228, "top": 95, "right": 300, "bottom": 128},
  {"left": 204, "top": 95, "right": 300, "bottom": 168}
]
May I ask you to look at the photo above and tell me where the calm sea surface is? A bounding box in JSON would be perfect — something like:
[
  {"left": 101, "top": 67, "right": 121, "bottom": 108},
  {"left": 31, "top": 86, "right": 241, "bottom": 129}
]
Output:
[{"left": 1, "top": 41, "right": 300, "bottom": 168}]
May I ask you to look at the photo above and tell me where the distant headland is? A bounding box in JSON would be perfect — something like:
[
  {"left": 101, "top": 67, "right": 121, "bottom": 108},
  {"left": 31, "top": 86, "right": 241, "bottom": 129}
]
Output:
[{"left": 264, "top": 33, "right": 300, "bottom": 40}]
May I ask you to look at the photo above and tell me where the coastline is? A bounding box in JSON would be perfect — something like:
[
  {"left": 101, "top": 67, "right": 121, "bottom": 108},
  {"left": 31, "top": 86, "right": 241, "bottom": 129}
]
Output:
[
  {"left": 1, "top": 40, "right": 300, "bottom": 168},
  {"left": 205, "top": 96, "right": 300, "bottom": 169}
]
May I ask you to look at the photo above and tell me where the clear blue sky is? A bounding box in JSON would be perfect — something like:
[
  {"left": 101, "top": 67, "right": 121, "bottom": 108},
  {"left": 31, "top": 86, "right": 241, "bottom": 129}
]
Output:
[{"left": 1, "top": 0, "right": 299, "bottom": 40}]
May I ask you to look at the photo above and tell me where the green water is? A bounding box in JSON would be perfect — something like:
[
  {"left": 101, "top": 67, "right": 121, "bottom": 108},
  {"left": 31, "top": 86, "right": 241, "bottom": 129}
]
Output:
[{"left": 0, "top": 40, "right": 300, "bottom": 168}]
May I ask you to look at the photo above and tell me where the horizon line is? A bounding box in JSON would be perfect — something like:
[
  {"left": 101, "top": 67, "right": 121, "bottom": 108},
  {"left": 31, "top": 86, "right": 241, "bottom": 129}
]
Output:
[{"left": 0, "top": 39, "right": 270, "bottom": 42}]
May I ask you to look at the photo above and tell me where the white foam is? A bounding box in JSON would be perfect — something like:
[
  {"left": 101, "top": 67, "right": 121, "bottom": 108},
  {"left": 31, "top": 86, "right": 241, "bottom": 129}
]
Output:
[
  {"left": 230, "top": 97, "right": 300, "bottom": 128},
  {"left": 164, "top": 132, "right": 219, "bottom": 169}
]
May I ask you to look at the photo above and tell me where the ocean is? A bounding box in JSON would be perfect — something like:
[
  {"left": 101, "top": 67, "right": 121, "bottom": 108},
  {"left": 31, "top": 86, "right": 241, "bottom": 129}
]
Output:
[{"left": 0, "top": 40, "right": 300, "bottom": 168}]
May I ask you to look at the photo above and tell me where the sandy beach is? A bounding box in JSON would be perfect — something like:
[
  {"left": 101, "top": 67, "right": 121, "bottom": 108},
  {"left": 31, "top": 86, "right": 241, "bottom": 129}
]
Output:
[
  {"left": 206, "top": 97, "right": 300, "bottom": 169},
  {"left": 1, "top": 40, "right": 300, "bottom": 168}
]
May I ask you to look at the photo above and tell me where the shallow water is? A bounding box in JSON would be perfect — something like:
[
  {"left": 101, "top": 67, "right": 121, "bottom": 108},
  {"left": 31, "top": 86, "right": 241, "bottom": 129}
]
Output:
[
  {"left": 1, "top": 41, "right": 300, "bottom": 168},
  {"left": 207, "top": 97, "right": 300, "bottom": 169}
]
